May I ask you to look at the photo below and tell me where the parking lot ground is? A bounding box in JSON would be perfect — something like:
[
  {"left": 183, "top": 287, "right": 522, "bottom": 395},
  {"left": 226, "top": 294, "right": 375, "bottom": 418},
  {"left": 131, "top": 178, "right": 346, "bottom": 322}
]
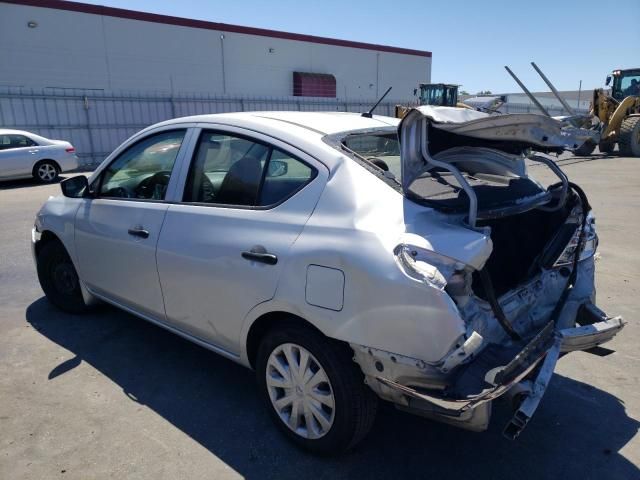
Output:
[{"left": 1, "top": 154, "right": 639, "bottom": 479}]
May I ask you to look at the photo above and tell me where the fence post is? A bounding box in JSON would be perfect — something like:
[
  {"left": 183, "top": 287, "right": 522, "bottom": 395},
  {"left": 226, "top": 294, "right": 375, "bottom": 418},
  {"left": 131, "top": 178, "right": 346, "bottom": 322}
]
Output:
[
  {"left": 170, "top": 95, "right": 176, "bottom": 118},
  {"left": 83, "top": 95, "right": 96, "bottom": 169}
]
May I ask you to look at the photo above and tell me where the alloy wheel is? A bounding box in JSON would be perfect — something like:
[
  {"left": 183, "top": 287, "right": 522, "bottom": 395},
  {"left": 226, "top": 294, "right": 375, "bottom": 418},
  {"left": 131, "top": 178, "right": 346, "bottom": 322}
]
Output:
[{"left": 38, "top": 163, "right": 57, "bottom": 181}]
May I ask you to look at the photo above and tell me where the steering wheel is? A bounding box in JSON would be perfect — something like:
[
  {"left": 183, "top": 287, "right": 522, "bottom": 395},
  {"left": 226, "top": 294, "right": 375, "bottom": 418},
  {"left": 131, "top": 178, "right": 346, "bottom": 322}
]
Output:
[
  {"left": 135, "top": 171, "right": 171, "bottom": 199},
  {"left": 198, "top": 175, "right": 216, "bottom": 202},
  {"left": 105, "top": 186, "right": 131, "bottom": 198}
]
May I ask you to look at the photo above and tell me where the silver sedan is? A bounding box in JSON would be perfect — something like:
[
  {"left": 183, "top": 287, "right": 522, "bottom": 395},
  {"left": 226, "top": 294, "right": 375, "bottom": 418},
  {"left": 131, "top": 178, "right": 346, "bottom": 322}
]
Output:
[
  {"left": 31, "top": 109, "right": 624, "bottom": 454},
  {"left": 0, "top": 129, "right": 79, "bottom": 183}
]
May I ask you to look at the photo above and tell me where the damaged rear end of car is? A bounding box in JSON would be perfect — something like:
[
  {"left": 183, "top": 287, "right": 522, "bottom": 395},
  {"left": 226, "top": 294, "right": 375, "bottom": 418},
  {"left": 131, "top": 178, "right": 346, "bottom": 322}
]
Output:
[{"left": 352, "top": 106, "right": 625, "bottom": 439}]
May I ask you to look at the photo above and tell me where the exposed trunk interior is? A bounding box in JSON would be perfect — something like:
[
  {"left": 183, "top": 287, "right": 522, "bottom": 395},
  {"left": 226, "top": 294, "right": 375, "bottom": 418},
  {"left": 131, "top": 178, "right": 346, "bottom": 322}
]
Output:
[{"left": 472, "top": 194, "right": 578, "bottom": 299}]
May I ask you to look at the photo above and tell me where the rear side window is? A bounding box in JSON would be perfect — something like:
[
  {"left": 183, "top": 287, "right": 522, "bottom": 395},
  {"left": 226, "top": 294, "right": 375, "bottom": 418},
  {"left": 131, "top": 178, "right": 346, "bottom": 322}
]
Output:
[
  {"left": 259, "top": 149, "right": 314, "bottom": 206},
  {"left": 183, "top": 131, "right": 316, "bottom": 207},
  {"left": 99, "top": 129, "right": 186, "bottom": 201}
]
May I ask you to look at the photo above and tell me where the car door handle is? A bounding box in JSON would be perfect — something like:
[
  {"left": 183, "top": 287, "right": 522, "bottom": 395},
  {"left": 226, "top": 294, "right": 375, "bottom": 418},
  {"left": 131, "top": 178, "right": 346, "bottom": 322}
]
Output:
[
  {"left": 241, "top": 249, "right": 278, "bottom": 265},
  {"left": 128, "top": 227, "right": 149, "bottom": 239}
]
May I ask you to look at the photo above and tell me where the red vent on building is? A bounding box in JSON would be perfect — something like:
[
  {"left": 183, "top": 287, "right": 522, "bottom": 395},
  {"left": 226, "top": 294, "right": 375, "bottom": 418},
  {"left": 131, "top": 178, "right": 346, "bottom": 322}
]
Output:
[{"left": 293, "top": 72, "right": 336, "bottom": 98}]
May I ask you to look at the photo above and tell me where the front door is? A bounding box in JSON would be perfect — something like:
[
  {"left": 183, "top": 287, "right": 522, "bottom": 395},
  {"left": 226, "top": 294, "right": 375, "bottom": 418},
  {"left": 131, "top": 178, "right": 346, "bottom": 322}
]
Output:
[
  {"left": 74, "top": 128, "right": 189, "bottom": 319},
  {"left": 0, "top": 134, "right": 37, "bottom": 178},
  {"left": 156, "top": 128, "right": 326, "bottom": 354}
]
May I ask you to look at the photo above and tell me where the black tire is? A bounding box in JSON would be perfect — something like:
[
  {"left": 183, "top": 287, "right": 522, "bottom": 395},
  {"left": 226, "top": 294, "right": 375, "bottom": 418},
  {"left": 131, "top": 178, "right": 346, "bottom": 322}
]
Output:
[
  {"left": 256, "top": 323, "right": 378, "bottom": 454},
  {"left": 619, "top": 116, "right": 640, "bottom": 157},
  {"left": 574, "top": 140, "right": 596, "bottom": 156},
  {"left": 33, "top": 160, "right": 60, "bottom": 183},
  {"left": 599, "top": 140, "right": 616, "bottom": 154},
  {"left": 36, "top": 240, "right": 88, "bottom": 314}
]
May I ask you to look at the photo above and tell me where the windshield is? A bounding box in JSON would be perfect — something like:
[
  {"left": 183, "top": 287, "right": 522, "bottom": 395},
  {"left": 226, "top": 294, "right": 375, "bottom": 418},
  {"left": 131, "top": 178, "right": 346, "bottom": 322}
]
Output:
[{"left": 612, "top": 71, "right": 640, "bottom": 100}]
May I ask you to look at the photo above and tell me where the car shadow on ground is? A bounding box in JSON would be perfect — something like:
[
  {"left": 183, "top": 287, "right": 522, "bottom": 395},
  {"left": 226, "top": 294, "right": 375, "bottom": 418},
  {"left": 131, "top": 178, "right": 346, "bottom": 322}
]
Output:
[
  {"left": 26, "top": 298, "right": 639, "bottom": 480},
  {"left": 0, "top": 177, "right": 62, "bottom": 190},
  {"left": 555, "top": 152, "right": 621, "bottom": 167}
]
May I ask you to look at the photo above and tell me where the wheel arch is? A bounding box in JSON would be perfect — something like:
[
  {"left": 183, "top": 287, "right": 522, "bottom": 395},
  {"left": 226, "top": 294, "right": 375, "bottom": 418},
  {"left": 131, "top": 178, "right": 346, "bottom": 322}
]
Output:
[
  {"left": 245, "top": 311, "right": 328, "bottom": 369},
  {"left": 34, "top": 229, "right": 64, "bottom": 258}
]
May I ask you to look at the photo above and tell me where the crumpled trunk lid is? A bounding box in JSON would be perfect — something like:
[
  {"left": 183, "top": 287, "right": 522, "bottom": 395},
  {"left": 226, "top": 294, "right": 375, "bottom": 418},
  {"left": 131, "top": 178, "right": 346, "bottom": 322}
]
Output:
[
  {"left": 398, "top": 106, "right": 582, "bottom": 188},
  {"left": 398, "top": 106, "right": 583, "bottom": 227}
]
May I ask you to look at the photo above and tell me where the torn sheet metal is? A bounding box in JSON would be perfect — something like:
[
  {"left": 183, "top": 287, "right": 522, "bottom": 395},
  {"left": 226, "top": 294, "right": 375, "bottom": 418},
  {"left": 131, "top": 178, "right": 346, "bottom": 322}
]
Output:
[
  {"left": 406, "top": 105, "right": 581, "bottom": 148},
  {"left": 503, "top": 334, "right": 561, "bottom": 440}
]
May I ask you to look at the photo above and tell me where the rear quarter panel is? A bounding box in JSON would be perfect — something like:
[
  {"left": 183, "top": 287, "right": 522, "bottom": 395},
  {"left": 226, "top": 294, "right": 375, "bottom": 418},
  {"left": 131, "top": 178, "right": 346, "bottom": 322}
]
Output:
[{"left": 241, "top": 157, "right": 468, "bottom": 364}]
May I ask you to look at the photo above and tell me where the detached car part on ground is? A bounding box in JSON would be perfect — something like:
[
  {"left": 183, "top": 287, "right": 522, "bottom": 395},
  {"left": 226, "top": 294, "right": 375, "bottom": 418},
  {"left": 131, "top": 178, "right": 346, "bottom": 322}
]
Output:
[{"left": 32, "top": 108, "right": 624, "bottom": 455}]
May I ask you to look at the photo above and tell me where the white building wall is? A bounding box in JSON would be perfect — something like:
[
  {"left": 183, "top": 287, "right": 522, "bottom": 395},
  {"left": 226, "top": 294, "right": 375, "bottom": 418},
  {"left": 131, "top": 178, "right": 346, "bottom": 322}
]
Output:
[{"left": 0, "top": 2, "right": 431, "bottom": 99}]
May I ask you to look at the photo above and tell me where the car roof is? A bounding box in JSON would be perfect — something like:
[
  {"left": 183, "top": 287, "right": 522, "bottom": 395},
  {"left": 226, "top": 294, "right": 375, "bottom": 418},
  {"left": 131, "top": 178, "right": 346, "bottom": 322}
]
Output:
[
  {"left": 0, "top": 129, "right": 35, "bottom": 136},
  {"left": 0, "top": 129, "right": 55, "bottom": 144},
  {"left": 153, "top": 111, "right": 399, "bottom": 137}
]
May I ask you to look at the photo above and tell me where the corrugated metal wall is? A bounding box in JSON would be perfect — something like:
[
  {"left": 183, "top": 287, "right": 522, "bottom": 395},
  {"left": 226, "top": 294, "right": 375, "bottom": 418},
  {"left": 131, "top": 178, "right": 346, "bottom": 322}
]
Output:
[{"left": 0, "top": 87, "right": 412, "bottom": 168}]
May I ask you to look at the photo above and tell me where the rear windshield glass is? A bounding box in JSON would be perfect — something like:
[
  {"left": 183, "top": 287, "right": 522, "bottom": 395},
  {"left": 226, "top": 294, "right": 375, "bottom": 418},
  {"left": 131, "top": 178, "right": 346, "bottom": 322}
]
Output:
[{"left": 343, "top": 133, "right": 401, "bottom": 179}]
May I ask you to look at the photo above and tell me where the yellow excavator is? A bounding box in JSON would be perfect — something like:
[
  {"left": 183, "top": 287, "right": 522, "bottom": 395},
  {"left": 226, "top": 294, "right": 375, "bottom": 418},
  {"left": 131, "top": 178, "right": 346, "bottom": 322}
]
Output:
[{"left": 593, "top": 68, "right": 640, "bottom": 156}]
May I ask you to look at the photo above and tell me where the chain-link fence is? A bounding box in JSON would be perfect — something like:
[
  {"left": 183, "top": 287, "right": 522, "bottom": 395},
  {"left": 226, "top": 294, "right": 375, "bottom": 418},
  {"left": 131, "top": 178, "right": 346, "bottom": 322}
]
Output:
[
  {"left": 0, "top": 86, "right": 591, "bottom": 169},
  {"left": 0, "top": 87, "right": 416, "bottom": 168}
]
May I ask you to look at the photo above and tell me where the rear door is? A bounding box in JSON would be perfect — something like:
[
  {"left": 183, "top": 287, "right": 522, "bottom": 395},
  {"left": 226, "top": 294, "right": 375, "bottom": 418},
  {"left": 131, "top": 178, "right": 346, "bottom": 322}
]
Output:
[
  {"left": 156, "top": 127, "right": 327, "bottom": 354},
  {"left": 74, "top": 127, "right": 192, "bottom": 319}
]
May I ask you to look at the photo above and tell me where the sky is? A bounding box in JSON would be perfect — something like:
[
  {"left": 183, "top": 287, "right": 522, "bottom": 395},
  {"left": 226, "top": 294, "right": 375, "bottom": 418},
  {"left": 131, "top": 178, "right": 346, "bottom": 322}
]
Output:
[{"left": 77, "top": 0, "right": 639, "bottom": 94}]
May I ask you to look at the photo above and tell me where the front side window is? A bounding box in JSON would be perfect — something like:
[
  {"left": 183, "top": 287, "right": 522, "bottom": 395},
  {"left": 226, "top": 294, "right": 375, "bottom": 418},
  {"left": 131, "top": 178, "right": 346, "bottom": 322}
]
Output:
[
  {"left": 0, "top": 135, "right": 11, "bottom": 150},
  {"left": 0, "top": 134, "right": 35, "bottom": 150},
  {"left": 99, "top": 129, "right": 186, "bottom": 200},
  {"left": 184, "top": 131, "right": 316, "bottom": 207}
]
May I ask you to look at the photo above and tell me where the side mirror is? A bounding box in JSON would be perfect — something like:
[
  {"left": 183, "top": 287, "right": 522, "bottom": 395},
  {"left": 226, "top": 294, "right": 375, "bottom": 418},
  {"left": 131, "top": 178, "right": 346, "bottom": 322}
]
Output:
[
  {"left": 605, "top": 75, "right": 612, "bottom": 86},
  {"left": 267, "top": 160, "right": 288, "bottom": 177},
  {"left": 60, "top": 175, "right": 89, "bottom": 198}
]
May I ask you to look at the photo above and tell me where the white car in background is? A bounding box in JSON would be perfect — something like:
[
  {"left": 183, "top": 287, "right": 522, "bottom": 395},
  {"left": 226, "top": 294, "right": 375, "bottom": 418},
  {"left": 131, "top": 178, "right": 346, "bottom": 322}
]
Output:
[
  {"left": 31, "top": 109, "right": 624, "bottom": 454},
  {"left": 0, "top": 129, "right": 78, "bottom": 183}
]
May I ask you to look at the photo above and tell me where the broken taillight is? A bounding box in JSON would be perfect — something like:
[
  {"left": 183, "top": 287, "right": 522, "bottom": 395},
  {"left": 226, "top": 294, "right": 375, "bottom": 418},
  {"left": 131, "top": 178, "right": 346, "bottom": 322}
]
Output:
[{"left": 553, "top": 212, "right": 598, "bottom": 267}]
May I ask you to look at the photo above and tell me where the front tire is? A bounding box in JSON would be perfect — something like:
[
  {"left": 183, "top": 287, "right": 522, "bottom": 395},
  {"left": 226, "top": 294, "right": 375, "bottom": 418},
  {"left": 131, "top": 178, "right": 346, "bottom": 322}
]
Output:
[
  {"left": 33, "top": 160, "right": 60, "bottom": 183},
  {"left": 256, "top": 323, "right": 378, "bottom": 454},
  {"left": 619, "top": 116, "right": 640, "bottom": 157},
  {"left": 599, "top": 140, "right": 616, "bottom": 154},
  {"left": 36, "top": 240, "right": 88, "bottom": 314}
]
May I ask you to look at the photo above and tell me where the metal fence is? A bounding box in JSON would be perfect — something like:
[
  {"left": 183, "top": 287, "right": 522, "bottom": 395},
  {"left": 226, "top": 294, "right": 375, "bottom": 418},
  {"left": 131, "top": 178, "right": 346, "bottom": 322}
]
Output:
[
  {"left": 0, "top": 86, "right": 591, "bottom": 168},
  {"left": 0, "top": 87, "right": 417, "bottom": 168}
]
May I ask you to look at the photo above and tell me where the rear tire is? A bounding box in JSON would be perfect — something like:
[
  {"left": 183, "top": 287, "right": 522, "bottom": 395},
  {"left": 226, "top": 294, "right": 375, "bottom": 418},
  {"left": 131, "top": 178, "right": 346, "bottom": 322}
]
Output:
[
  {"left": 619, "top": 116, "right": 640, "bottom": 157},
  {"left": 36, "top": 240, "right": 88, "bottom": 314},
  {"left": 574, "top": 140, "right": 596, "bottom": 156},
  {"left": 256, "top": 323, "right": 378, "bottom": 454},
  {"left": 33, "top": 160, "right": 60, "bottom": 183}
]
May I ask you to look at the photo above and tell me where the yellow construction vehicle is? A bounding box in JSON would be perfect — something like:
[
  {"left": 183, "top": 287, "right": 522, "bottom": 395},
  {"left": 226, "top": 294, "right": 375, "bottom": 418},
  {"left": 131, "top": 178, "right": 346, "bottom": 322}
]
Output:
[
  {"left": 395, "top": 83, "right": 494, "bottom": 118},
  {"left": 593, "top": 68, "right": 640, "bottom": 156}
]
